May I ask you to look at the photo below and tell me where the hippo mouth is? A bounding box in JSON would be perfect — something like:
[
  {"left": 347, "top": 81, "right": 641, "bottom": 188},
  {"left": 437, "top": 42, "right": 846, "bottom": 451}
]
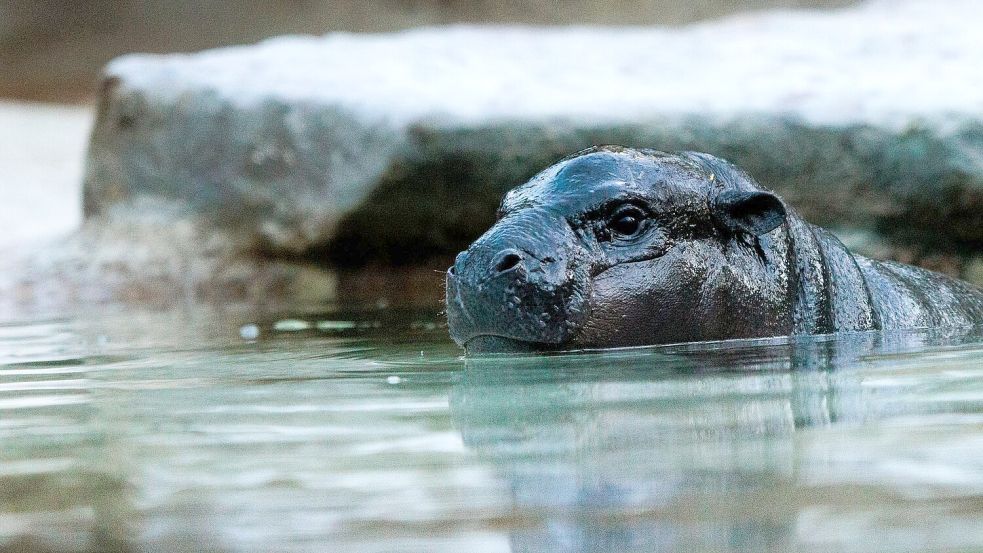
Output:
[
  {"left": 447, "top": 272, "right": 585, "bottom": 353},
  {"left": 462, "top": 334, "right": 554, "bottom": 354},
  {"left": 444, "top": 209, "right": 591, "bottom": 354}
]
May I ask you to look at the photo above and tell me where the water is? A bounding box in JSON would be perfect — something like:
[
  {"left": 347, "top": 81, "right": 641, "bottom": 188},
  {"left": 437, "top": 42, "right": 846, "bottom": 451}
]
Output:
[{"left": 1, "top": 306, "right": 982, "bottom": 553}]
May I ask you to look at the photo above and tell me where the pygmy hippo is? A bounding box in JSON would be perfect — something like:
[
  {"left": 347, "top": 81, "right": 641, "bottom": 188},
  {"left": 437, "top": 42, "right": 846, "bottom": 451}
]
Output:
[{"left": 445, "top": 146, "right": 983, "bottom": 353}]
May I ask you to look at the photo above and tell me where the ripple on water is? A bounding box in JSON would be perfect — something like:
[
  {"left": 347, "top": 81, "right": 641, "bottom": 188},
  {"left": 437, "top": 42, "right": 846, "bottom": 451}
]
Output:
[{"left": 0, "top": 311, "right": 981, "bottom": 552}]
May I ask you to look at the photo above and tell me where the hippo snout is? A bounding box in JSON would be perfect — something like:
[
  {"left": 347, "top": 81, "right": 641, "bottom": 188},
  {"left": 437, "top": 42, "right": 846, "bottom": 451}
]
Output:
[{"left": 445, "top": 212, "right": 589, "bottom": 353}]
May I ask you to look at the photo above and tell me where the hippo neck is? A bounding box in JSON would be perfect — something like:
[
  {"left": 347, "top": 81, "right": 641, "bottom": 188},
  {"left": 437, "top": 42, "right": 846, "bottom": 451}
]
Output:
[{"left": 784, "top": 215, "right": 880, "bottom": 334}]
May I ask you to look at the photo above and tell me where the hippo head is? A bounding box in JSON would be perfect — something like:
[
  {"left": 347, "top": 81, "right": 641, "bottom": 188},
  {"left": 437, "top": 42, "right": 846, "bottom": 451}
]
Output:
[{"left": 445, "top": 146, "right": 793, "bottom": 354}]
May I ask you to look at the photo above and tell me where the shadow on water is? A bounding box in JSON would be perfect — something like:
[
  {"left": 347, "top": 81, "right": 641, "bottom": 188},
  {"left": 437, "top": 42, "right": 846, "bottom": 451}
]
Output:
[{"left": 451, "top": 327, "right": 983, "bottom": 553}]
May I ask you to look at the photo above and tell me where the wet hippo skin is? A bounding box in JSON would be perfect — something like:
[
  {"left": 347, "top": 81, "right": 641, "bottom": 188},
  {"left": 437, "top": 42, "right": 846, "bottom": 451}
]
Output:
[{"left": 445, "top": 146, "right": 983, "bottom": 353}]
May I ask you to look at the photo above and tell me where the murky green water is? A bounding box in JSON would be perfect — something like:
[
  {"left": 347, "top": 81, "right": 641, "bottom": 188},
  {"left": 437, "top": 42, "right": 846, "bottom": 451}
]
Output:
[{"left": 2, "top": 306, "right": 982, "bottom": 553}]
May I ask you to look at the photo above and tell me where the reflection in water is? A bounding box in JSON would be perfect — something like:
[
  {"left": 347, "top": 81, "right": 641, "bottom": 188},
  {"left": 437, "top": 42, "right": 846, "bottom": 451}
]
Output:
[
  {"left": 451, "top": 329, "right": 983, "bottom": 553},
  {"left": 1, "top": 312, "right": 982, "bottom": 552}
]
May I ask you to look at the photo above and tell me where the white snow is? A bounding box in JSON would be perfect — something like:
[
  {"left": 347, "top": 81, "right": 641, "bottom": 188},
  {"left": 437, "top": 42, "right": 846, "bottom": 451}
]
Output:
[{"left": 107, "top": 0, "right": 983, "bottom": 129}]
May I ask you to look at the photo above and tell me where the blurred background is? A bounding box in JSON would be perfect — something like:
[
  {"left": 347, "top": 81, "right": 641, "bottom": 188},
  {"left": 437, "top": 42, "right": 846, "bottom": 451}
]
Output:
[
  {"left": 3, "top": 0, "right": 855, "bottom": 102},
  {"left": 3, "top": 0, "right": 980, "bottom": 316}
]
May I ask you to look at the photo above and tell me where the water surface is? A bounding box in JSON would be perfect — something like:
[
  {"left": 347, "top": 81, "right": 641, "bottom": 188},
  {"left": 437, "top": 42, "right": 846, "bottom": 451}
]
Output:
[{"left": 1, "top": 307, "right": 982, "bottom": 552}]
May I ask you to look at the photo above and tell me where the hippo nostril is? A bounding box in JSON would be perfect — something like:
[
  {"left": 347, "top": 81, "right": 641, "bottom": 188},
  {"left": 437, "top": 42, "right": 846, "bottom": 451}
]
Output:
[{"left": 493, "top": 251, "right": 523, "bottom": 274}]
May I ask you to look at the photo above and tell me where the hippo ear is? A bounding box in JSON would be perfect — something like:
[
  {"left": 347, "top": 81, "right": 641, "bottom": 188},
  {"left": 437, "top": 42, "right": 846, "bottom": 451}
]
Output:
[{"left": 712, "top": 190, "right": 787, "bottom": 236}]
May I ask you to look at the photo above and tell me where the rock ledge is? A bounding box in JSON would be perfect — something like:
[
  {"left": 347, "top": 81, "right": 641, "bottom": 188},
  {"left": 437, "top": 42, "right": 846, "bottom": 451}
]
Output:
[{"left": 84, "top": 0, "right": 983, "bottom": 269}]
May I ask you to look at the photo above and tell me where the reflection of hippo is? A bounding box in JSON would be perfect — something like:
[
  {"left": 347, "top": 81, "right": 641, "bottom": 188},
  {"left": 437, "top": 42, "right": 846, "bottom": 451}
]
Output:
[
  {"left": 446, "top": 146, "right": 983, "bottom": 353},
  {"left": 448, "top": 334, "right": 874, "bottom": 553},
  {"left": 449, "top": 327, "right": 983, "bottom": 552}
]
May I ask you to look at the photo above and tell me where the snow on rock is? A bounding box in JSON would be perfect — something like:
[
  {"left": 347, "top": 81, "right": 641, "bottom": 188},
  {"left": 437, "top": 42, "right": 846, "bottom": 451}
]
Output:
[{"left": 84, "top": 0, "right": 983, "bottom": 264}]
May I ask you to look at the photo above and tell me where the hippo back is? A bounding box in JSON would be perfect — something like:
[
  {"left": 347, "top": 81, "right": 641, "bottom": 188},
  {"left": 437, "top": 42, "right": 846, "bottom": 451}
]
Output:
[
  {"left": 683, "top": 150, "right": 983, "bottom": 334},
  {"left": 786, "top": 220, "right": 880, "bottom": 333},
  {"left": 856, "top": 256, "right": 983, "bottom": 329}
]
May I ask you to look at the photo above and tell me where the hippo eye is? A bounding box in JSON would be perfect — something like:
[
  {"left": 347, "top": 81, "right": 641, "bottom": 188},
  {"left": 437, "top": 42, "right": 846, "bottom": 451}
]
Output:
[{"left": 607, "top": 205, "right": 647, "bottom": 238}]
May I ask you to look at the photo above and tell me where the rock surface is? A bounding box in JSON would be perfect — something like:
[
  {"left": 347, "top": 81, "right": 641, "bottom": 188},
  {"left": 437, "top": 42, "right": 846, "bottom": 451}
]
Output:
[
  {"left": 0, "top": 101, "right": 435, "bottom": 320},
  {"left": 85, "top": 0, "right": 983, "bottom": 271}
]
